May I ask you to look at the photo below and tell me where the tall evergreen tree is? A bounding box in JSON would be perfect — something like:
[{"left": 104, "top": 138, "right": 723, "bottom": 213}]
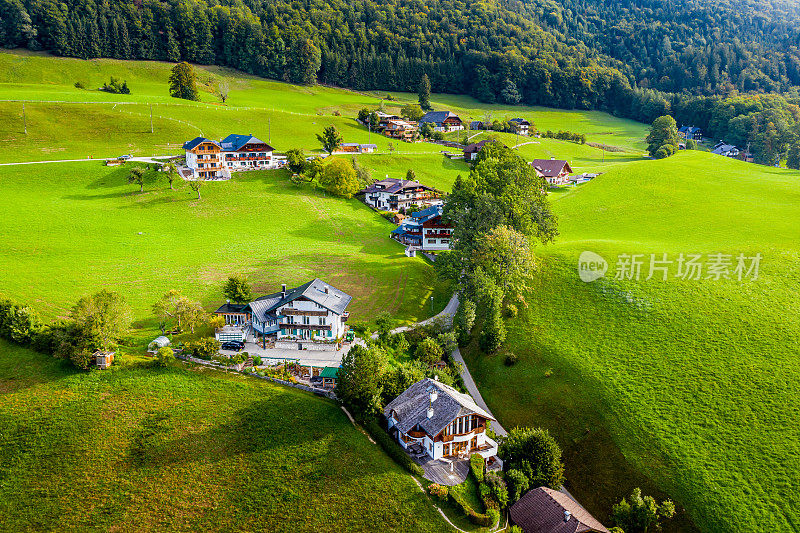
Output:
[{"left": 418, "top": 73, "right": 432, "bottom": 110}]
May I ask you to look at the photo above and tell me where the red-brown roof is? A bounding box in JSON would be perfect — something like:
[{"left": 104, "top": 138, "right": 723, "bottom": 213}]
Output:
[
  {"left": 530, "top": 159, "right": 573, "bottom": 177},
  {"left": 509, "top": 487, "right": 610, "bottom": 533}
]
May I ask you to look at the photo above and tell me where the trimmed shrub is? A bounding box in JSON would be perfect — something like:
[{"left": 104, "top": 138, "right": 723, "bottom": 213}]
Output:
[
  {"left": 232, "top": 353, "right": 244, "bottom": 365},
  {"left": 485, "top": 471, "right": 509, "bottom": 508},
  {"left": 470, "top": 453, "right": 485, "bottom": 482},
  {"left": 155, "top": 346, "right": 175, "bottom": 367},
  {"left": 450, "top": 491, "right": 492, "bottom": 526},
  {"left": 252, "top": 355, "right": 262, "bottom": 366},
  {"left": 185, "top": 337, "right": 220, "bottom": 360},
  {"left": 365, "top": 419, "right": 425, "bottom": 477},
  {"left": 487, "top": 508, "right": 501, "bottom": 527},
  {"left": 428, "top": 483, "right": 449, "bottom": 500}
]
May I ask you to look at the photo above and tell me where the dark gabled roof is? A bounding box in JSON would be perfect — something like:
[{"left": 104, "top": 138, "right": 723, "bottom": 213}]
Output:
[
  {"left": 383, "top": 378, "right": 495, "bottom": 437},
  {"left": 679, "top": 125, "right": 701, "bottom": 133},
  {"left": 470, "top": 121, "right": 484, "bottom": 128},
  {"left": 510, "top": 118, "right": 531, "bottom": 125},
  {"left": 245, "top": 278, "right": 352, "bottom": 320},
  {"left": 215, "top": 302, "right": 248, "bottom": 314},
  {"left": 463, "top": 139, "right": 491, "bottom": 154},
  {"left": 220, "top": 134, "right": 274, "bottom": 152},
  {"left": 361, "top": 178, "right": 433, "bottom": 195},
  {"left": 420, "top": 111, "right": 461, "bottom": 125},
  {"left": 183, "top": 136, "right": 217, "bottom": 150},
  {"left": 510, "top": 487, "right": 610, "bottom": 533},
  {"left": 531, "top": 159, "right": 573, "bottom": 177}
]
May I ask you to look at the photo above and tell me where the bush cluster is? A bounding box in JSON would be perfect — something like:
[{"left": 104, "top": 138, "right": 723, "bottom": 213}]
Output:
[
  {"left": 100, "top": 76, "right": 130, "bottom": 94},
  {"left": 185, "top": 337, "right": 220, "bottom": 360},
  {"left": 364, "top": 419, "right": 425, "bottom": 477},
  {"left": 428, "top": 483, "right": 449, "bottom": 500},
  {"left": 541, "top": 130, "right": 587, "bottom": 144}
]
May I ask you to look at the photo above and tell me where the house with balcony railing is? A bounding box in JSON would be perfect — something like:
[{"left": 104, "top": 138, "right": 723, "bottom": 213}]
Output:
[
  {"left": 214, "top": 279, "right": 351, "bottom": 345},
  {"left": 384, "top": 377, "right": 500, "bottom": 463},
  {"left": 391, "top": 205, "right": 453, "bottom": 252},
  {"left": 183, "top": 133, "right": 278, "bottom": 179}
]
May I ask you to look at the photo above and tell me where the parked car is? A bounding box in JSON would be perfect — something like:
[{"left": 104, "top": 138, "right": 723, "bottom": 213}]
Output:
[
  {"left": 220, "top": 341, "right": 244, "bottom": 351},
  {"left": 119, "top": 154, "right": 132, "bottom": 160},
  {"left": 310, "top": 376, "right": 323, "bottom": 384}
]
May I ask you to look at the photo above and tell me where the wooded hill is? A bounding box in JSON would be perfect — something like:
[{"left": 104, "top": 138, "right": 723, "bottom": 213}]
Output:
[{"left": 4, "top": 0, "right": 800, "bottom": 162}]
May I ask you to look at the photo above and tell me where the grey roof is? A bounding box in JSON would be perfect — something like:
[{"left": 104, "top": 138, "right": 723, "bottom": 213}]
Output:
[
  {"left": 510, "top": 117, "right": 530, "bottom": 125},
  {"left": 420, "top": 111, "right": 461, "bottom": 125},
  {"left": 712, "top": 143, "right": 738, "bottom": 155},
  {"left": 245, "top": 278, "right": 352, "bottom": 320},
  {"left": 463, "top": 139, "right": 491, "bottom": 154},
  {"left": 361, "top": 178, "right": 433, "bottom": 195},
  {"left": 384, "top": 378, "right": 495, "bottom": 437},
  {"left": 679, "top": 125, "right": 701, "bottom": 134}
]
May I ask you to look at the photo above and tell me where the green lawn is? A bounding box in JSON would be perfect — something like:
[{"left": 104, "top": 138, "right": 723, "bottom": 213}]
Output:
[
  {"left": 463, "top": 151, "right": 800, "bottom": 532},
  {"left": 0, "top": 161, "right": 451, "bottom": 341},
  {"left": 0, "top": 341, "right": 450, "bottom": 532}
]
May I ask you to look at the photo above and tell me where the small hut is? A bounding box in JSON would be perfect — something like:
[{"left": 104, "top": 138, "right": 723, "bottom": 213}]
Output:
[
  {"left": 94, "top": 350, "right": 115, "bottom": 369},
  {"left": 319, "top": 366, "right": 340, "bottom": 389}
]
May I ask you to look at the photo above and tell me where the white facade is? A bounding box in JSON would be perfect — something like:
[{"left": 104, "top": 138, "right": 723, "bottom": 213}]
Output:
[
  {"left": 276, "top": 298, "right": 347, "bottom": 341},
  {"left": 422, "top": 226, "right": 451, "bottom": 251},
  {"left": 386, "top": 412, "right": 498, "bottom": 461}
]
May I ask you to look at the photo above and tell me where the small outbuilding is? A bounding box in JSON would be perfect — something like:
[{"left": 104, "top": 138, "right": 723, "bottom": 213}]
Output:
[
  {"left": 319, "top": 366, "right": 340, "bottom": 389},
  {"left": 147, "top": 336, "right": 171, "bottom": 354},
  {"left": 93, "top": 350, "right": 115, "bottom": 369}
]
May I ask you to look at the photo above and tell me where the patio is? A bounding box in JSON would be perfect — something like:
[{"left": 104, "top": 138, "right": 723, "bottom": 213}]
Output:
[{"left": 410, "top": 449, "right": 469, "bottom": 486}]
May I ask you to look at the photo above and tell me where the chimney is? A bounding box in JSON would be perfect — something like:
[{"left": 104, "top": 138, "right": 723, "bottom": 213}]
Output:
[
  {"left": 429, "top": 388, "right": 438, "bottom": 403},
  {"left": 324, "top": 287, "right": 329, "bottom": 294},
  {"left": 281, "top": 284, "right": 287, "bottom": 298},
  {"left": 226, "top": 299, "right": 230, "bottom": 304},
  {"left": 564, "top": 510, "right": 571, "bottom": 522},
  {"left": 551, "top": 156, "right": 555, "bottom": 160},
  {"left": 427, "top": 404, "right": 434, "bottom": 419}
]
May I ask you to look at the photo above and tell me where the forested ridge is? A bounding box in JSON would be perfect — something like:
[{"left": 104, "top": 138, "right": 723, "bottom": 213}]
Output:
[{"left": 3, "top": 0, "right": 800, "bottom": 163}]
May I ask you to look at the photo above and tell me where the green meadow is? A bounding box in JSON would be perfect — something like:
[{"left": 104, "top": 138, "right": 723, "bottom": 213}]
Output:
[
  {"left": 463, "top": 151, "right": 800, "bottom": 532},
  {"left": 0, "top": 162, "right": 452, "bottom": 336},
  {"left": 0, "top": 341, "right": 450, "bottom": 532}
]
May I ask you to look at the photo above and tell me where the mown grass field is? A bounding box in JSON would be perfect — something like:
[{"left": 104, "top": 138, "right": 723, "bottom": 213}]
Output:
[
  {"left": 0, "top": 340, "right": 450, "bottom": 532},
  {"left": 463, "top": 151, "right": 800, "bottom": 532},
  {"left": 0, "top": 49, "right": 647, "bottom": 189},
  {"left": 0, "top": 161, "right": 452, "bottom": 340}
]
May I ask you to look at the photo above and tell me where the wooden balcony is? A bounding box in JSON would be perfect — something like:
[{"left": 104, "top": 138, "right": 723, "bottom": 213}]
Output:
[
  {"left": 407, "top": 430, "right": 427, "bottom": 439},
  {"left": 439, "top": 425, "right": 485, "bottom": 443},
  {"left": 281, "top": 309, "right": 327, "bottom": 317},
  {"left": 279, "top": 323, "right": 331, "bottom": 331}
]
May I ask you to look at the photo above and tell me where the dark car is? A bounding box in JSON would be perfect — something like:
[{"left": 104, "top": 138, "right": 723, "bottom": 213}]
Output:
[
  {"left": 220, "top": 341, "right": 244, "bottom": 351},
  {"left": 310, "top": 376, "right": 323, "bottom": 384}
]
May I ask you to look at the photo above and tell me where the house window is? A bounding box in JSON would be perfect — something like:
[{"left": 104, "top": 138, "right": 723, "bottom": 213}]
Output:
[
  {"left": 303, "top": 316, "right": 310, "bottom": 325},
  {"left": 427, "top": 239, "right": 436, "bottom": 244},
  {"left": 320, "top": 317, "right": 326, "bottom": 325}
]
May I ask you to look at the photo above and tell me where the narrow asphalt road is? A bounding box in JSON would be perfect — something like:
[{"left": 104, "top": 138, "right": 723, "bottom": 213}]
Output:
[{"left": 450, "top": 346, "right": 508, "bottom": 437}]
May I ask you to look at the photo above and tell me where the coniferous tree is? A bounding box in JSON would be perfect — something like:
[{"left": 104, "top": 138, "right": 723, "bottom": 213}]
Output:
[{"left": 418, "top": 73, "right": 432, "bottom": 110}]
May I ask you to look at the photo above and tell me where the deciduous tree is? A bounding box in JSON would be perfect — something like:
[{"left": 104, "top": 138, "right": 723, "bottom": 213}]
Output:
[
  {"left": 71, "top": 290, "right": 132, "bottom": 351},
  {"left": 169, "top": 61, "right": 199, "bottom": 101},
  {"left": 499, "top": 427, "right": 565, "bottom": 490},
  {"left": 128, "top": 166, "right": 145, "bottom": 193},
  {"left": 611, "top": 488, "right": 676, "bottom": 533},
  {"left": 335, "top": 344, "right": 386, "bottom": 420},
  {"left": 318, "top": 157, "right": 360, "bottom": 198},
  {"left": 222, "top": 275, "right": 253, "bottom": 303},
  {"left": 645, "top": 115, "right": 681, "bottom": 157}
]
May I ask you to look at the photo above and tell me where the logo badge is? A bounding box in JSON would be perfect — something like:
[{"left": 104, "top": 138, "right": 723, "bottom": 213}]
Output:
[{"left": 578, "top": 251, "right": 608, "bottom": 282}]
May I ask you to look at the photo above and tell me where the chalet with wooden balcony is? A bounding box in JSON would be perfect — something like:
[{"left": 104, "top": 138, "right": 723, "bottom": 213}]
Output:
[
  {"left": 509, "top": 117, "right": 531, "bottom": 136},
  {"left": 183, "top": 133, "right": 277, "bottom": 179},
  {"left": 360, "top": 177, "right": 438, "bottom": 211},
  {"left": 391, "top": 205, "right": 452, "bottom": 252},
  {"left": 213, "top": 279, "right": 351, "bottom": 343},
  {"left": 531, "top": 158, "right": 574, "bottom": 186},
  {"left": 384, "top": 119, "right": 419, "bottom": 141},
  {"left": 419, "top": 111, "right": 464, "bottom": 132},
  {"left": 384, "top": 378, "right": 499, "bottom": 462}
]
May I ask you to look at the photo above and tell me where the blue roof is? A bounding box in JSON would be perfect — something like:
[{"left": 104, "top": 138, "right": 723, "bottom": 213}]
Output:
[
  {"left": 220, "top": 134, "right": 270, "bottom": 151},
  {"left": 420, "top": 111, "right": 460, "bottom": 125},
  {"left": 183, "top": 136, "right": 215, "bottom": 150},
  {"left": 411, "top": 205, "right": 442, "bottom": 221}
]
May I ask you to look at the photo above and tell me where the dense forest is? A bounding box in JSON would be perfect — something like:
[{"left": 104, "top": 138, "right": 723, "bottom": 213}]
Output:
[{"left": 2, "top": 0, "right": 800, "bottom": 162}]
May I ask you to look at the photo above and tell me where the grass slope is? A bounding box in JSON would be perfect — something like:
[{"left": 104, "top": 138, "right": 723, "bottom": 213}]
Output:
[
  {"left": 0, "top": 161, "right": 451, "bottom": 338},
  {"left": 0, "top": 50, "right": 647, "bottom": 192},
  {"left": 463, "top": 151, "right": 800, "bottom": 532},
  {"left": 0, "top": 341, "right": 450, "bottom": 532}
]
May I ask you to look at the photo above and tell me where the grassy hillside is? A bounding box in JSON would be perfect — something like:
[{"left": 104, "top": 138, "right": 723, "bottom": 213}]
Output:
[
  {"left": 0, "top": 50, "right": 647, "bottom": 190},
  {"left": 0, "top": 341, "right": 450, "bottom": 532},
  {"left": 0, "top": 162, "right": 451, "bottom": 339},
  {"left": 463, "top": 151, "right": 800, "bottom": 532}
]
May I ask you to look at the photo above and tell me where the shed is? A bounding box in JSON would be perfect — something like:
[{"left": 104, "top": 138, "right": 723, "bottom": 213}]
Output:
[
  {"left": 94, "top": 350, "right": 115, "bottom": 369},
  {"left": 148, "top": 336, "right": 171, "bottom": 354},
  {"left": 319, "top": 366, "right": 340, "bottom": 388}
]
